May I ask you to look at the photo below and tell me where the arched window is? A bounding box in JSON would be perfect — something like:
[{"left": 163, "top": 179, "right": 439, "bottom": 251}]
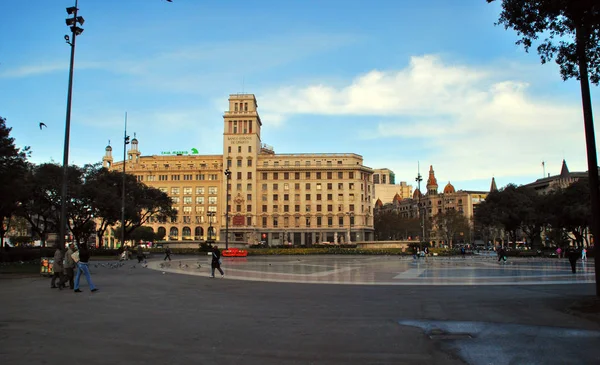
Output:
[
  {"left": 157, "top": 227, "right": 166, "bottom": 240},
  {"left": 182, "top": 226, "right": 191, "bottom": 240},
  {"left": 169, "top": 227, "right": 179, "bottom": 240},
  {"left": 194, "top": 227, "right": 204, "bottom": 240}
]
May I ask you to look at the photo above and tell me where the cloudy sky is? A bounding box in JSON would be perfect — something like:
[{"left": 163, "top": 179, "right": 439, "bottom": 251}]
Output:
[{"left": 1, "top": 0, "right": 598, "bottom": 192}]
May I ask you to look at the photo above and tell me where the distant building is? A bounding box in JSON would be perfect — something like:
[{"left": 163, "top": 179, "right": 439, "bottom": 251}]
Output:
[
  {"left": 102, "top": 93, "right": 376, "bottom": 248},
  {"left": 373, "top": 168, "right": 412, "bottom": 207},
  {"left": 375, "top": 165, "right": 491, "bottom": 245},
  {"left": 523, "top": 159, "right": 589, "bottom": 194}
]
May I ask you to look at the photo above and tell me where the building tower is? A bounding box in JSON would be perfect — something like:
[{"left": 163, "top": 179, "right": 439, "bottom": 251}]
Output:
[
  {"left": 127, "top": 133, "right": 141, "bottom": 164},
  {"left": 102, "top": 142, "right": 113, "bottom": 168},
  {"left": 490, "top": 177, "right": 498, "bottom": 192},
  {"left": 426, "top": 165, "right": 438, "bottom": 195},
  {"left": 222, "top": 94, "right": 262, "bottom": 242}
]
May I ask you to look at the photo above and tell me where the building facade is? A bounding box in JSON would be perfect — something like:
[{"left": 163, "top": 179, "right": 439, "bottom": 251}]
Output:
[
  {"left": 373, "top": 168, "right": 412, "bottom": 207},
  {"left": 102, "top": 94, "right": 375, "bottom": 247},
  {"left": 375, "top": 165, "right": 489, "bottom": 245}
]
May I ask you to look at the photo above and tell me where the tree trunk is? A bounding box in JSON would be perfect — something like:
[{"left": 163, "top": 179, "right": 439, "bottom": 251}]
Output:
[{"left": 576, "top": 24, "right": 600, "bottom": 297}]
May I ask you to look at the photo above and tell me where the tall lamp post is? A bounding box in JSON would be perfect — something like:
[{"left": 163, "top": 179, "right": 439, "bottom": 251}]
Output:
[
  {"left": 345, "top": 212, "right": 354, "bottom": 244},
  {"left": 207, "top": 211, "right": 216, "bottom": 243},
  {"left": 121, "top": 113, "right": 130, "bottom": 248},
  {"left": 224, "top": 168, "right": 231, "bottom": 250},
  {"left": 415, "top": 163, "right": 424, "bottom": 250},
  {"left": 58, "top": 1, "right": 84, "bottom": 249}
]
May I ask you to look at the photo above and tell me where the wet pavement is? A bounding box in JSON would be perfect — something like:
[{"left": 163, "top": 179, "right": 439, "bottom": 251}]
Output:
[{"left": 149, "top": 255, "right": 596, "bottom": 286}]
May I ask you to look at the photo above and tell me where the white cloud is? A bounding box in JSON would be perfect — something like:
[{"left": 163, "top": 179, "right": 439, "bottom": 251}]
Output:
[{"left": 256, "top": 54, "right": 593, "bottom": 182}]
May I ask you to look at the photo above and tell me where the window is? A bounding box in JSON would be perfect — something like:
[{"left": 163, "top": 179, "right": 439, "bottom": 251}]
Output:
[
  {"left": 159, "top": 175, "right": 168, "bottom": 181},
  {"left": 247, "top": 194, "right": 252, "bottom": 201},
  {"left": 237, "top": 160, "right": 242, "bottom": 167},
  {"left": 284, "top": 183, "right": 289, "bottom": 191},
  {"left": 284, "top": 216, "right": 289, "bottom": 227},
  {"left": 349, "top": 172, "right": 354, "bottom": 179},
  {"left": 316, "top": 205, "right": 322, "bottom": 212},
  {"left": 196, "top": 174, "right": 205, "bottom": 180},
  {"left": 338, "top": 194, "right": 344, "bottom": 201},
  {"left": 208, "top": 187, "right": 217, "bottom": 194},
  {"left": 328, "top": 217, "right": 333, "bottom": 227},
  {"left": 295, "top": 194, "right": 300, "bottom": 201},
  {"left": 274, "top": 161, "right": 279, "bottom": 167},
  {"left": 327, "top": 204, "right": 333, "bottom": 212},
  {"left": 172, "top": 197, "right": 180, "bottom": 204},
  {"left": 183, "top": 206, "right": 192, "bottom": 213},
  {"left": 306, "top": 217, "right": 311, "bottom": 227},
  {"left": 327, "top": 194, "right": 333, "bottom": 201},
  {"left": 316, "top": 194, "right": 322, "bottom": 201},
  {"left": 183, "top": 197, "right": 192, "bottom": 204},
  {"left": 295, "top": 183, "right": 300, "bottom": 190},
  {"left": 284, "top": 172, "right": 289, "bottom": 180},
  {"left": 305, "top": 161, "right": 311, "bottom": 166},
  {"left": 349, "top": 183, "right": 354, "bottom": 190},
  {"left": 171, "top": 187, "right": 180, "bottom": 195},
  {"left": 349, "top": 194, "right": 355, "bottom": 201},
  {"left": 147, "top": 175, "right": 155, "bottom": 182},
  {"left": 183, "top": 174, "right": 193, "bottom": 181},
  {"left": 159, "top": 187, "right": 167, "bottom": 193},
  {"left": 273, "top": 194, "right": 279, "bottom": 201},
  {"left": 316, "top": 172, "right": 321, "bottom": 179},
  {"left": 208, "top": 197, "right": 217, "bottom": 204},
  {"left": 171, "top": 175, "right": 180, "bottom": 181},
  {"left": 327, "top": 172, "right": 332, "bottom": 179},
  {"left": 183, "top": 187, "right": 192, "bottom": 195},
  {"left": 338, "top": 172, "right": 343, "bottom": 179},
  {"left": 262, "top": 194, "right": 267, "bottom": 202},
  {"left": 236, "top": 204, "right": 242, "bottom": 212},
  {"left": 295, "top": 205, "right": 300, "bottom": 212},
  {"left": 317, "top": 217, "right": 322, "bottom": 227},
  {"left": 247, "top": 216, "right": 252, "bottom": 225},
  {"left": 327, "top": 183, "right": 333, "bottom": 190},
  {"left": 295, "top": 172, "right": 300, "bottom": 180},
  {"left": 284, "top": 205, "right": 289, "bottom": 213},
  {"left": 238, "top": 146, "right": 242, "bottom": 153},
  {"left": 235, "top": 171, "right": 241, "bottom": 180},
  {"left": 208, "top": 206, "right": 217, "bottom": 212},
  {"left": 273, "top": 173, "right": 279, "bottom": 180},
  {"left": 262, "top": 183, "right": 267, "bottom": 191},
  {"left": 196, "top": 187, "right": 205, "bottom": 194},
  {"left": 338, "top": 183, "right": 343, "bottom": 189},
  {"left": 247, "top": 159, "right": 252, "bottom": 167},
  {"left": 284, "top": 194, "right": 289, "bottom": 201},
  {"left": 247, "top": 172, "right": 252, "bottom": 179},
  {"left": 306, "top": 194, "right": 311, "bottom": 200},
  {"left": 339, "top": 216, "right": 344, "bottom": 227},
  {"left": 247, "top": 183, "right": 252, "bottom": 191},
  {"left": 273, "top": 216, "right": 278, "bottom": 227},
  {"left": 349, "top": 204, "right": 355, "bottom": 212},
  {"left": 316, "top": 183, "right": 322, "bottom": 190},
  {"left": 236, "top": 183, "right": 242, "bottom": 191},
  {"left": 306, "top": 205, "right": 311, "bottom": 212},
  {"left": 195, "top": 206, "right": 205, "bottom": 213},
  {"left": 196, "top": 196, "right": 205, "bottom": 204},
  {"left": 295, "top": 216, "right": 300, "bottom": 227},
  {"left": 306, "top": 172, "right": 310, "bottom": 179},
  {"left": 227, "top": 159, "right": 232, "bottom": 168},
  {"left": 248, "top": 146, "right": 252, "bottom": 153},
  {"left": 305, "top": 183, "right": 311, "bottom": 190},
  {"left": 262, "top": 216, "right": 267, "bottom": 228},
  {"left": 295, "top": 161, "right": 300, "bottom": 166},
  {"left": 262, "top": 205, "right": 267, "bottom": 213}
]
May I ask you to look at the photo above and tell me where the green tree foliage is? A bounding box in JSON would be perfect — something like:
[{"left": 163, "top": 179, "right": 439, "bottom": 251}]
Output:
[
  {"left": 488, "top": 0, "right": 600, "bottom": 84},
  {"left": 434, "top": 209, "right": 471, "bottom": 248},
  {"left": 546, "top": 178, "right": 592, "bottom": 246},
  {"left": 374, "top": 209, "right": 421, "bottom": 241},
  {"left": 0, "top": 116, "right": 29, "bottom": 250}
]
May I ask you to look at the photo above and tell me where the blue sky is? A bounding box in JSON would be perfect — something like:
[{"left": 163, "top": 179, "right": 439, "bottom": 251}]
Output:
[{"left": 1, "top": 0, "right": 598, "bottom": 193}]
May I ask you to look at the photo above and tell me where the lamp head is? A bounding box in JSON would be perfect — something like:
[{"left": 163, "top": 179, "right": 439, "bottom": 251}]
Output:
[
  {"left": 66, "top": 6, "right": 77, "bottom": 15},
  {"left": 64, "top": 34, "right": 70, "bottom": 42}
]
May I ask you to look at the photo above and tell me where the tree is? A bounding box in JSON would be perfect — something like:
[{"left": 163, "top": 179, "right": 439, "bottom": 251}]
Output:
[
  {"left": 547, "top": 178, "right": 592, "bottom": 246},
  {"left": 0, "top": 116, "right": 29, "bottom": 252},
  {"left": 515, "top": 186, "right": 546, "bottom": 249},
  {"left": 434, "top": 209, "right": 470, "bottom": 248},
  {"left": 488, "top": 0, "right": 600, "bottom": 294},
  {"left": 129, "top": 226, "right": 158, "bottom": 243}
]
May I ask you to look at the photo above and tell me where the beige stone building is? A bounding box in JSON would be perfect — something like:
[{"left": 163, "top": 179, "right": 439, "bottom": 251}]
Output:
[
  {"left": 102, "top": 94, "right": 375, "bottom": 247},
  {"left": 375, "top": 165, "right": 489, "bottom": 245},
  {"left": 373, "top": 168, "right": 412, "bottom": 207}
]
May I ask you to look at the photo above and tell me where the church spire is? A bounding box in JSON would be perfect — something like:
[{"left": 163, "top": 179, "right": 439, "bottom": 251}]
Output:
[
  {"left": 490, "top": 177, "right": 498, "bottom": 192},
  {"left": 426, "top": 165, "right": 438, "bottom": 195},
  {"left": 560, "top": 159, "right": 570, "bottom": 178}
]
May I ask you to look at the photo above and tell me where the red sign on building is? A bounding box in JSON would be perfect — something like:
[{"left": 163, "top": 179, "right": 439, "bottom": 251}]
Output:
[{"left": 232, "top": 215, "right": 245, "bottom": 226}]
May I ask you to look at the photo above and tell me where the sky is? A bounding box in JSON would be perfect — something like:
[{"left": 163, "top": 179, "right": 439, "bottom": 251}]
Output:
[{"left": 1, "top": 0, "right": 598, "bottom": 193}]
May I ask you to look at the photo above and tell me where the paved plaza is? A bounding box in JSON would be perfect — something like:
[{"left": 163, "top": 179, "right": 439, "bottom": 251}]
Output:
[
  {"left": 0, "top": 255, "right": 599, "bottom": 365},
  {"left": 151, "top": 254, "right": 597, "bottom": 286}
]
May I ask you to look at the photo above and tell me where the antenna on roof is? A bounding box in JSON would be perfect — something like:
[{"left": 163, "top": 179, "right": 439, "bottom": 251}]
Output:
[{"left": 541, "top": 160, "right": 546, "bottom": 178}]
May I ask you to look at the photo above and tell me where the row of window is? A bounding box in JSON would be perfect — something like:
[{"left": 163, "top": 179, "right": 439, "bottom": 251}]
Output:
[
  {"left": 263, "top": 160, "right": 346, "bottom": 167},
  {"left": 139, "top": 174, "right": 220, "bottom": 182},
  {"left": 158, "top": 187, "right": 218, "bottom": 195},
  {"left": 259, "top": 204, "right": 357, "bottom": 213},
  {"left": 172, "top": 197, "right": 218, "bottom": 205},
  {"left": 228, "top": 120, "right": 253, "bottom": 134},
  {"left": 261, "top": 215, "right": 356, "bottom": 228},
  {"left": 260, "top": 171, "right": 356, "bottom": 180},
  {"left": 261, "top": 182, "right": 357, "bottom": 191},
  {"left": 261, "top": 193, "right": 357, "bottom": 202}
]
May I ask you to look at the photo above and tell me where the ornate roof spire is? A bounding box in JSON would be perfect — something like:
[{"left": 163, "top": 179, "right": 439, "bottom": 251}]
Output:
[
  {"left": 490, "top": 177, "right": 498, "bottom": 192},
  {"left": 560, "top": 159, "right": 570, "bottom": 178}
]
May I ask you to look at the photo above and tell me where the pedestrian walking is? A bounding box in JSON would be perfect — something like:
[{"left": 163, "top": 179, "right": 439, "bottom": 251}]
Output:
[
  {"left": 164, "top": 247, "right": 172, "bottom": 261},
  {"left": 566, "top": 246, "right": 580, "bottom": 273},
  {"left": 497, "top": 246, "right": 507, "bottom": 263},
  {"left": 50, "top": 244, "right": 65, "bottom": 289},
  {"left": 210, "top": 245, "right": 224, "bottom": 278},
  {"left": 136, "top": 245, "right": 145, "bottom": 263},
  {"left": 74, "top": 244, "right": 98, "bottom": 293},
  {"left": 582, "top": 247, "right": 587, "bottom": 261},
  {"left": 61, "top": 243, "right": 76, "bottom": 289}
]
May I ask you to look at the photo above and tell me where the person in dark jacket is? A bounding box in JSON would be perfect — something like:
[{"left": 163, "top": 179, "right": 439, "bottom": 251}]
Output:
[
  {"left": 74, "top": 244, "right": 98, "bottom": 293},
  {"left": 136, "top": 245, "right": 145, "bottom": 263},
  {"left": 61, "top": 243, "right": 76, "bottom": 289},
  {"left": 51, "top": 244, "right": 65, "bottom": 289},
  {"left": 210, "top": 245, "right": 224, "bottom": 278},
  {"left": 164, "top": 247, "right": 172, "bottom": 261},
  {"left": 566, "top": 245, "right": 580, "bottom": 273}
]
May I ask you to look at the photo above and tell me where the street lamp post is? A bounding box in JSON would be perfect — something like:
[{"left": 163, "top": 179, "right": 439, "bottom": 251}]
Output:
[
  {"left": 415, "top": 163, "right": 424, "bottom": 250},
  {"left": 345, "top": 212, "right": 354, "bottom": 244},
  {"left": 58, "top": 1, "right": 84, "bottom": 249},
  {"left": 121, "top": 113, "right": 130, "bottom": 248},
  {"left": 224, "top": 168, "right": 231, "bottom": 250},
  {"left": 207, "top": 211, "right": 216, "bottom": 243}
]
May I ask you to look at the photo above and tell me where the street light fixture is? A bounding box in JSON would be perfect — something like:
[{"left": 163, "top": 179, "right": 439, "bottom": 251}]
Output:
[
  {"left": 58, "top": 0, "right": 84, "bottom": 249},
  {"left": 207, "top": 211, "right": 216, "bottom": 243},
  {"left": 121, "top": 113, "right": 130, "bottom": 248},
  {"left": 415, "top": 163, "right": 424, "bottom": 250},
  {"left": 224, "top": 168, "right": 231, "bottom": 250},
  {"left": 345, "top": 212, "right": 354, "bottom": 244}
]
